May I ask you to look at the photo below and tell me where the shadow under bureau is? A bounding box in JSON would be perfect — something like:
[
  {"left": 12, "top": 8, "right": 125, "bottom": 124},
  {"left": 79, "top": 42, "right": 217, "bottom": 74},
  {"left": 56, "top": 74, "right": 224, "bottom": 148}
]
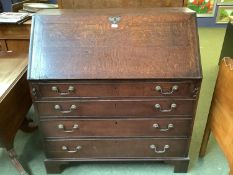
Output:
[{"left": 28, "top": 8, "right": 202, "bottom": 174}]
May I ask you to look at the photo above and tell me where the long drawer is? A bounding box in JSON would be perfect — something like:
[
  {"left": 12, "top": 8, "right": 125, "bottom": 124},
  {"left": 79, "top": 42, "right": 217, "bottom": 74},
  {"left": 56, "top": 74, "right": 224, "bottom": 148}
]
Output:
[
  {"left": 35, "top": 99, "right": 195, "bottom": 117},
  {"left": 40, "top": 118, "right": 192, "bottom": 138},
  {"left": 30, "top": 81, "right": 197, "bottom": 99},
  {"left": 45, "top": 138, "right": 189, "bottom": 158}
]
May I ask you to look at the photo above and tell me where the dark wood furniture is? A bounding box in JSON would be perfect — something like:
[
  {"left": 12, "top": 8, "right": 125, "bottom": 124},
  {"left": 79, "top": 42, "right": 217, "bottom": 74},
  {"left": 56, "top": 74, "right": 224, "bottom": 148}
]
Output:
[
  {"left": 199, "top": 58, "right": 233, "bottom": 175},
  {"left": 0, "top": 52, "right": 33, "bottom": 175},
  {"left": 28, "top": 8, "right": 202, "bottom": 174},
  {"left": 0, "top": 21, "right": 31, "bottom": 53},
  {"left": 57, "top": 0, "right": 188, "bottom": 8}
]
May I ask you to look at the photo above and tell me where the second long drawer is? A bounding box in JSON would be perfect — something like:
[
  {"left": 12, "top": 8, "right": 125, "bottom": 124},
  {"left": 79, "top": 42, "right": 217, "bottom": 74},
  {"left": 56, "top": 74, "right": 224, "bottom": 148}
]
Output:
[
  {"left": 35, "top": 99, "right": 195, "bottom": 117},
  {"left": 40, "top": 118, "right": 192, "bottom": 138}
]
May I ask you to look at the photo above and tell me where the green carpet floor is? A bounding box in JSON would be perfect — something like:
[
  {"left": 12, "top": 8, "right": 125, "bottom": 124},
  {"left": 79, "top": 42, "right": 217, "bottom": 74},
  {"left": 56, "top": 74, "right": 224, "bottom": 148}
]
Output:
[{"left": 0, "top": 27, "right": 229, "bottom": 175}]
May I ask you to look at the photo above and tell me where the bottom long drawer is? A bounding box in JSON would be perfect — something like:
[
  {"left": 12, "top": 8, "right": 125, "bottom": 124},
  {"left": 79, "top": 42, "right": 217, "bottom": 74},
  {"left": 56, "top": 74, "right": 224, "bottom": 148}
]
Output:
[{"left": 45, "top": 138, "right": 189, "bottom": 159}]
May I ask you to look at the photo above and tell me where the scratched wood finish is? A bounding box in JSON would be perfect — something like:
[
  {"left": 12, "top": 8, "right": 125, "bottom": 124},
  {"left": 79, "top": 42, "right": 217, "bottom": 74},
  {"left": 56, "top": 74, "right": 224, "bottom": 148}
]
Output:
[
  {"left": 200, "top": 58, "right": 233, "bottom": 175},
  {"left": 28, "top": 8, "right": 201, "bottom": 80},
  {"left": 28, "top": 9, "right": 202, "bottom": 174},
  {"left": 45, "top": 138, "right": 189, "bottom": 158},
  {"left": 40, "top": 118, "right": 192, "bottom": 138},
  {"left": 57, "top": 0, "right": 186, "bottom": 9}
]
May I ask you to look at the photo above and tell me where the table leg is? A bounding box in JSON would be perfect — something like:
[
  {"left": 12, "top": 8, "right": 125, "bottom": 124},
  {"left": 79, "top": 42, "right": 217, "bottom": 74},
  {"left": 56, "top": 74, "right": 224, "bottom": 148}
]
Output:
[
  {"left": 20, "top": 118, "right": 37, "bottom": 133},
  {"left": 199, "top": 112, "right": 212, "bottom": 157},
  {"left": 7, "top": 148, "right": 29, "bottom": 175}
]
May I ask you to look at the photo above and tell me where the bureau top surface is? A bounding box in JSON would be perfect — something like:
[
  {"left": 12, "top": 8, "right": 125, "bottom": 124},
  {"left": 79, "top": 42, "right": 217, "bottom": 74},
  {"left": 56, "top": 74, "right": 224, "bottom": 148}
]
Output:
[{"left": 28, "top": 8, "right": 202, "bottom": 80}]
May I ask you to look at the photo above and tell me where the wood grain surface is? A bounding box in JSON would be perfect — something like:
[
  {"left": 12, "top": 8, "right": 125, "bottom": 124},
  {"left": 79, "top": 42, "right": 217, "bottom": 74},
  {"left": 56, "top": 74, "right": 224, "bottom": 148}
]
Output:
[
  {"left": 209, "top": 58, "right": 233, "bottom": 174},
  {"left": 0, "top": 22, "right": 31, "bottom": 53},
  {"left": 30, "top": 81, "right": 197, "bottom": 99},
  {"left": 0, "top": 24, "right": 30, "bottom": 40},
  {"left": 0, "top": 52, "right": 28, "bottom": 102},
  {"left": 40, "top": 118, "right": 192, "bottom": 138},
  {"left": 28, "top": 8, "right": 202, "bottom": 80},
  {"left": 57, "top": 0, "right": 186, "bottom": 9},
  {"left": 45, "top": 138, "right": 189, "bottom": 158},
  {"left": 0, "top": 52, "right": 32, "bottom": 149},
  {"left": 35, "top": 99, "right": 195, "bottom": 117}
]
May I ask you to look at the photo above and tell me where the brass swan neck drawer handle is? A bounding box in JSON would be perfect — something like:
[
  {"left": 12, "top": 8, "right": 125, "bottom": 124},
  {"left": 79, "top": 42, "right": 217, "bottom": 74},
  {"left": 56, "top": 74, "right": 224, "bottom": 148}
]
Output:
[
  {"left": 32, "top": 88, "right": 37, "bottom": 96},
  {"left": 51, "top": 86, "right": 75, "bottom": 96},
  {"left": 153, "top": 123, "right": 174, "bottom": 132},
  {"left": 149, "top": 144, "right": 170, "bottom": 154},
  {"left": 61, "top": 145, "right": 82, "bottom": 153},
  {"left": 54, "top": 104, "right": 77, "bottom": 114},
  {"left": 58, "top": 124, "right": 79, "bottom": 133},
  {"left": 154, "top": 103, "right": 176, "bottom": 112},
  {"left": 155, "top": 85, "right": 178, "bottom": 95}
]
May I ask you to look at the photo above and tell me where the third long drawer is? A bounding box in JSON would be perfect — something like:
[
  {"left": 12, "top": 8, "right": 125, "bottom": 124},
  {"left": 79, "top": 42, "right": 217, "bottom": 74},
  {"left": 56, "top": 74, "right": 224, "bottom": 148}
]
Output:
[{"left": 40, "top": 118, "right": 192, "bottom": 138}]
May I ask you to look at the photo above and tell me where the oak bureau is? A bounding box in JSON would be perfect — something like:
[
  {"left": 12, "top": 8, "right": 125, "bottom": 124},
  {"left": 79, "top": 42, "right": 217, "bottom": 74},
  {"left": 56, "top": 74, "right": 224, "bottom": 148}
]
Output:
[{"left": 28, "top": 8, "right": 202, "bottom": 174}]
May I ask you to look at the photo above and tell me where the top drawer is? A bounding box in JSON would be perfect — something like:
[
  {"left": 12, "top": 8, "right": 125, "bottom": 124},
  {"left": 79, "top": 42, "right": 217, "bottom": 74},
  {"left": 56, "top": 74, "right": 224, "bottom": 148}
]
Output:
[{"left": 30, "top": 81, "right": 199, "bottom": 99}]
